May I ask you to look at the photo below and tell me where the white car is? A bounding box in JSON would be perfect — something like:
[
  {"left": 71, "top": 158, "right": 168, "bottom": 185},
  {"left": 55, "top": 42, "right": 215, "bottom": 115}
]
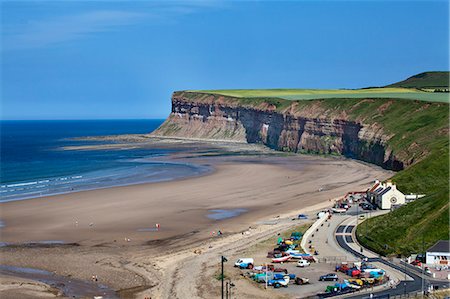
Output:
[
  {"left": 234, "top": 258, "right": 254, "bottom": 267},
  {"left": 297, "top": 260, "right": 310, "bottom": 267}
]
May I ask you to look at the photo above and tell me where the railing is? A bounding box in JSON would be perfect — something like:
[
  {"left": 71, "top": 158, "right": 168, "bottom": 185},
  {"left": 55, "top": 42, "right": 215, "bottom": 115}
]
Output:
[
  {"left": 316, "top": 256, "right": 349, "bottom": 263},
  {"left": 388, "top": 292, "right": 424, "bottom": 299},
  {"left": 399, "top": 260, "right": 434, "bottom": 278},
  {"left": 301, "top": 212, "right": 330, "bottom": 254}
]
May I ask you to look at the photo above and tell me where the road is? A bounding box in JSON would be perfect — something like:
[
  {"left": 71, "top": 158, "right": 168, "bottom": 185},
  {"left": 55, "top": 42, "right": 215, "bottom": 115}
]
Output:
[{"left": 334, "top": 211, "right": 448, "bottom": 299}]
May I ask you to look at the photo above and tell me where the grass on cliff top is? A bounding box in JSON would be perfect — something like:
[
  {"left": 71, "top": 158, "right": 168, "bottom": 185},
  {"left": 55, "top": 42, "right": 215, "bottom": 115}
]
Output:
[{"left": 189, "top": 88, "right": 449, "bottom": 103}]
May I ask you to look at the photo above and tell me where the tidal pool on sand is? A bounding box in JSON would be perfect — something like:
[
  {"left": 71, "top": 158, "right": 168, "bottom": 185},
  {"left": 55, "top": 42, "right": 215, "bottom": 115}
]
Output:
[{"left": 207, "top": 209, "right": 248, "bottom": 220}]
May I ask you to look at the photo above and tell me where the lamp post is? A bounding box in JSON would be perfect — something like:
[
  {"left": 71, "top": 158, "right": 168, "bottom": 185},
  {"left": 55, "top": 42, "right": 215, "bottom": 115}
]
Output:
[
  {"left": 221, "top": 256, "right": 228, "bottom": 299},
  {"left": 357, "top": 203, "right": 364, "bottom": 257},
  {"left": 404, "top": 256, "right": 407, "bottom": 297},
  {"left": 229, "top": 282, "right": 235, "bottom": 299},
  {"left": 265, "top": 263, "right": 268, "bottom": 289},
  {"left": 421, "top": 234, "right": 425, "bottom": 298}
]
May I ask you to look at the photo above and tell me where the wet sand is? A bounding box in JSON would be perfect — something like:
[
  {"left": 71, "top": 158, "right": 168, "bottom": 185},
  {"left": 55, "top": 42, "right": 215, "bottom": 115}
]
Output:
[{"left": 0, "top": 148, "right": 393, "bottom": 298}]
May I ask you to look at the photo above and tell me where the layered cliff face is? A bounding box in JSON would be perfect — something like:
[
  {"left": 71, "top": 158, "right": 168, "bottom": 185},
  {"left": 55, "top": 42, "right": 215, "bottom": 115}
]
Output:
[
  {"left": 154, "top": 77, "right": 450, "bottom": 256},
  {"left": 152, "top": 91, "right": 419, "bottom": 170}
]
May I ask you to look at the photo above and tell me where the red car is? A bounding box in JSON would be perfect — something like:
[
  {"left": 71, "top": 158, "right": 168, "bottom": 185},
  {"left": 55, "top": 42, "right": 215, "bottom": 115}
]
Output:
[
  {"left": 351, "top": 269, "right": 361, "bottom": 277},
  {"left": 411, "top": 260, "right": 422, "bottom": 267}
]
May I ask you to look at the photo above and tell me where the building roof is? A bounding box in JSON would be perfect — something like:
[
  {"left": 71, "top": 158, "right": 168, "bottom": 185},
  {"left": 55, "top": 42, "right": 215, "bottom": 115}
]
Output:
[
  {"left": 374, "top": 187, "right": 385, "bottom": 194},
  {"left": 369, "top": 182, "right": 380, "bottom": 193},
  {"left": 378, "top": 186, "right": 392, "bottom": 197},
  {"left": 427, "top": 240, "right": 450, "bottom": 253}
]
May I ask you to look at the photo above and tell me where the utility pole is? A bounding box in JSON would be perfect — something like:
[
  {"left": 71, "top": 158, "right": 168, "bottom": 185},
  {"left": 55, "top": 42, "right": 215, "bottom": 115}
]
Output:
[{"left": 221, "top": 256, "right": 227, "bottom": 299}]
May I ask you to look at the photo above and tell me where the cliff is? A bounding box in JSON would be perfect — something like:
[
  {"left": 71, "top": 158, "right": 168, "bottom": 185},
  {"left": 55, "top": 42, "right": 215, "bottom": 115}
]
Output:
[
  {"left": 152, "top": 87, "right": 449, "bottom": 255},
  {"left": 152, "top": 91, "right": 448, "bottom": 171}
]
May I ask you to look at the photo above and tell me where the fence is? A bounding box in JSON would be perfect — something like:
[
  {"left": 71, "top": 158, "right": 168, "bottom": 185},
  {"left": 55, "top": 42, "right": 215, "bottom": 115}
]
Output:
[
  {"left": 389, "top": 292, "right": 424, "bottom": 299},
  {"left": 316, "top": 256, "right": 349, "bottom": 263},
  {"left": 399, "top": 260, "right": 434, "bottom": 278}
]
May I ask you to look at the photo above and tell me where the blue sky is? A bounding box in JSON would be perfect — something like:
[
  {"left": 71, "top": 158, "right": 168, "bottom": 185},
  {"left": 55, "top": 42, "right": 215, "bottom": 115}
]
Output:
[{"left": 1, "top": 1, "right": 449, "bottom": 120}]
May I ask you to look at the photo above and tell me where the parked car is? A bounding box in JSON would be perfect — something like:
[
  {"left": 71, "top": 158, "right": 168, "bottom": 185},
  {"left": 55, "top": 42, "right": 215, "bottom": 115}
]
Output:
[
  {"left": 298, "top": 214, "right": 308, "bottom": 220},
  {"left": 297, "top": 260, "right": 310, "bottom": 267},
  {"left": 360, "top": 203, "right": 375, "bottom": 210},
  {"left": 331, "top": 207, "right": 347, "bottom": 214},
  {"left": 411, "top": 260, "right": 422, "bottom": 267},
  {"left": 268, "top": 275, "right": 290, "bottom": 288},
  {"left": 319, "top": 273, "right": 338, "bottom": 281},
  {"left": 234, "top": 258, "right": 254, "bottom": 269}
]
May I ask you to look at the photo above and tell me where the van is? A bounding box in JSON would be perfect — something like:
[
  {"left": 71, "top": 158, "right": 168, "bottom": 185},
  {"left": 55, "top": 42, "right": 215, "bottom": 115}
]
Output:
[
  {"left": 296, "top": 259, "right": 310, "bottom": 267},
  {"left": 234, "top": 258, "right": 254, "bottom": 267}
]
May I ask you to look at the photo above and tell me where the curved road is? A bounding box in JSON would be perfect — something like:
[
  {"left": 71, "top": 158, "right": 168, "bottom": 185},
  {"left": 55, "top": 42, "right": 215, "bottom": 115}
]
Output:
[{"left": 335, "top": 224, "right": 448, "bottom": 299}]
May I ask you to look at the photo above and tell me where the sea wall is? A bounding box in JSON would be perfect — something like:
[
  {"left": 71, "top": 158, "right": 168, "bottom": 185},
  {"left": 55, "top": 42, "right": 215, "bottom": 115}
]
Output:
[{"left": 152, "top": 91, "right": 404, "bottom": 170}]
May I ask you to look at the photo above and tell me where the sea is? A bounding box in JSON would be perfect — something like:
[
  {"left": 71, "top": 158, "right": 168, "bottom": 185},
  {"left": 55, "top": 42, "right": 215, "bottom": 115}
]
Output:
[{"left": 0, "top": 119, "right": 210, "bottom": 202}]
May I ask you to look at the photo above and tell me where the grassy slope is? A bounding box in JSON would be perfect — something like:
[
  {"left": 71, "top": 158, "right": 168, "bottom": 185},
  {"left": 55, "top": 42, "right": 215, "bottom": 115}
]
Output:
[
  {"left": 357, "top": 145, "right": 449, "bottom": 256},
  {"left": 180, "top": 90, "right": 449, "bottom": 256},
  {"left": 303, "top": 98, "right": 449, "bottom": 256},
  {"left": 386, "top": 71, "right": 450, "bottom": 89}
]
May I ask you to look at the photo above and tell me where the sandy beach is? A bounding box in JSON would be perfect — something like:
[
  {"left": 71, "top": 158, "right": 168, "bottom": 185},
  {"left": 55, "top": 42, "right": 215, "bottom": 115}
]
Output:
[{"left": 0, "top": 144, "right": 393, "bottom": 298}]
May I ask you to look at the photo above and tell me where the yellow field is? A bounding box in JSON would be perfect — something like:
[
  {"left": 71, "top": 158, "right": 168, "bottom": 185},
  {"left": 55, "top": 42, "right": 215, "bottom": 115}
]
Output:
[{"left": 189, "top": 87, "right": 449, "bottom": 103}]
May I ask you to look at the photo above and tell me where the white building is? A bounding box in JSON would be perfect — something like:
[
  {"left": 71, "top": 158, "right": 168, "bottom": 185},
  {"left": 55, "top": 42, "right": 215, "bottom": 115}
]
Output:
[
  {"left": 368, "top": 180, "right": 406, "bottom": 210},
  {"left": 426, "top": 240, "right": 450, "bottom": 265}
]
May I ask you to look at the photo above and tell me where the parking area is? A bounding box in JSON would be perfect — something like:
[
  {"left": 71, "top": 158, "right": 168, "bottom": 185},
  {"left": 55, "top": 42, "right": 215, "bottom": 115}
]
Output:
[
  {"left": 230, "top": 210, "right": 361, "bottom": 297},
  {"left": 230, "top": 197, "right": 398, "bottom": 298}
]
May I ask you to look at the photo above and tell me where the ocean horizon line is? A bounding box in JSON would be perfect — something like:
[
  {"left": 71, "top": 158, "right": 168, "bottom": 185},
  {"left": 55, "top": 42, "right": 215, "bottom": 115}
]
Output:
[{"left": 0, "top": 118, "right": 167, "bottom": 122}]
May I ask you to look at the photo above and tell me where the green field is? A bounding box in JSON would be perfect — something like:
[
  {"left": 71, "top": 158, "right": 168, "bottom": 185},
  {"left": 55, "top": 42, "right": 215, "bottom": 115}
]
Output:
[{"left": 191, "top": 87, "right": 449, "bottom": 103}]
